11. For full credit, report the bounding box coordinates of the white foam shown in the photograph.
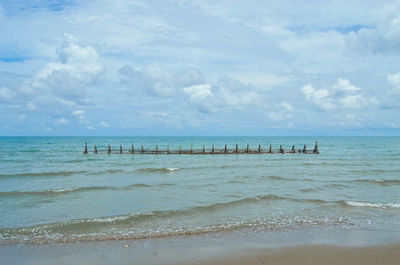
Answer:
[345,201,400,209]
[166,168,179,171]
[52,188,75,193]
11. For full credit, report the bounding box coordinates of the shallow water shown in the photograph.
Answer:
[0,136,399,244]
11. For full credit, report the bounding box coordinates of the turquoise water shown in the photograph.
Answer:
[0,137,399,244]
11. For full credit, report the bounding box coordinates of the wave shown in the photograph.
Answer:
[0,171,87,178]
[343,201,400,209]
[0,183,153,198]
[136,167,180,173]
[267,175,315,182]
[121,183,152,189]
[353,179,400,186]
[0,186,116,197]
[0,167,182,179]
[0,197,352,244]
[299,188,318,193]
[0,217,351,245]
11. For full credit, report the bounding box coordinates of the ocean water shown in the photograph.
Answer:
[0,136,399,244]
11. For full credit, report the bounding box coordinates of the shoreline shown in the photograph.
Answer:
[1,226,400,264]
[187,244,400,265]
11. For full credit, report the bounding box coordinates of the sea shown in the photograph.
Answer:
[0,136,399,245]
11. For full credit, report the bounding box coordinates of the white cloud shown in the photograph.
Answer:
[86,125,95,130]
[72,110,85,120]
[333,78,361,92]
[183,84,212,101]
[301,79,378,110]
[72,110,85,116]
[0,87,13,101]
[183,84,215,113]
[54,118,69,125]
[20,33,103,101]
[1,0,400,134]
[182,75,260,113]
[99,121,109,127]
[267,102,293,121]
[388,72,400,91]
[301,84,335,110]
[232,73,291,88]
[119,65,205,97]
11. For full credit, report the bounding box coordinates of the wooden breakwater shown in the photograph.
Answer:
[83,142,320,155]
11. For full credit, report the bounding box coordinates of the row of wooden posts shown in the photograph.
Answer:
[83,142,320,154]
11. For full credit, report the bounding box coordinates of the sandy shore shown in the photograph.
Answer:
[2,227,400,265]
[188,244,400,265]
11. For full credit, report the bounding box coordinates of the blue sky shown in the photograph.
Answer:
[0,0,399,136]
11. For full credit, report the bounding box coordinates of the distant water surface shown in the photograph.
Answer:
[0,136,399,244]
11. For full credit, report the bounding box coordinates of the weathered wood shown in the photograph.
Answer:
[83,142,88,154]
[313,141,319,154]
[84,142,320,155]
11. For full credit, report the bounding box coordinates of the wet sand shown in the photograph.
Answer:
[2,227,400,265]
[188,244,400,265]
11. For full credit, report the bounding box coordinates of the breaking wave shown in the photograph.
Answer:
[0,194,353,244]
[343,201,400,209]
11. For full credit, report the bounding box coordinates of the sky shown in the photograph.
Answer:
[0,0,399,136]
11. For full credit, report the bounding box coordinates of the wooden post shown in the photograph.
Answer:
[212,144,215,154]
[280,145,285,154]
[225,144,227,154]
[292,144,296,153]
[203,144,205,154]
[258,144,261,153]
[83,142,88,154]
[94,144,98,154]
[156,145,158,153]
[141,144,144,153]
[190,144,193,154]
[179,145,182,154]
[131,144,134,153]
[313,141,319,154]
[303,144,307,153]
[235,144,238,153]
[108,144,111,154]
[120,144,123,154]
[269,144,272,153]
[246,144,249,153]
[167,144,170,154]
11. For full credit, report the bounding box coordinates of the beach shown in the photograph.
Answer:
[0,136,399,264]
[1,227,400,265]
[192,244,400,265]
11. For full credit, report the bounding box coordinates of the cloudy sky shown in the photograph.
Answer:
[0,0,399,136]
